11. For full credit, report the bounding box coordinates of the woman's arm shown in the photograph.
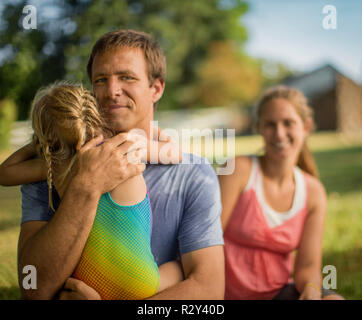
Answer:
[218,156,252,231]
[0,143,47,186]
[294,176,327,300]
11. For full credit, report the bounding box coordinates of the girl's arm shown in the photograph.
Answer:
[110,128,181,206]
[128,126,182,165]
[109,174,147,206]
[147,138,182,165]
[0,143,47,186]
[294,176,327,300]
[148,126,182,164]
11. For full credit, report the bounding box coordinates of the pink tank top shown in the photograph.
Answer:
[224,156,309,300]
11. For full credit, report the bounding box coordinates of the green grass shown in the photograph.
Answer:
[322,191,362,299]
[0,132,361,299]
[315,146,362,195]
[0,186,21,299]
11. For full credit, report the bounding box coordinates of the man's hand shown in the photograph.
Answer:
[18,132,147,300]
[73,132,146,195]
[58,278,101,300]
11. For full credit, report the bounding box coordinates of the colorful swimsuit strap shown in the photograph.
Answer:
[73,192,159,300]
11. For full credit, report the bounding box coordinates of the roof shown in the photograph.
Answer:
[283,64,339,99]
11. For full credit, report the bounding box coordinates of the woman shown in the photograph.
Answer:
[219,86,343,300]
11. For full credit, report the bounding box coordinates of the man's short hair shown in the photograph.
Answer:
[87,29,166,86]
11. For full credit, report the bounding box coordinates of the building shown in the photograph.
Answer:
[283,64,362,133]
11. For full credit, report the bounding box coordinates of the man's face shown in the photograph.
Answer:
[91,47,164,133]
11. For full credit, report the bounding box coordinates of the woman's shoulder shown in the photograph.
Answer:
[235,154,253,167]
[302,171,327,211]
[227,155,255,192]
[302,171,326,195]
[232,155,253,175]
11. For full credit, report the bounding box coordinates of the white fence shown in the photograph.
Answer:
[9,121,33,148]
[9,106,248,148]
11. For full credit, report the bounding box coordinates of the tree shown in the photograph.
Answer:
[64,0,251,110]
[0,0,89,119]
[195,41,262,107]
[259,59,297,88]
[0,0,252,118]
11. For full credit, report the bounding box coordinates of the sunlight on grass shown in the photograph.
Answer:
[323,192,362,252]
[0,186,21,299]
[185,131,362,162]
[0,132,361,299]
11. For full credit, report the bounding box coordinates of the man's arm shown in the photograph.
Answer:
[148,246,225,300]
[18,134,145,299]
[18,181,100,299]
[150,159,225,299]
[150,157,225,299]
[58,154,225,300]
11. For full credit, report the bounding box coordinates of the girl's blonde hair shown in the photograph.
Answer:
[30,81,113,210]
[254,85,319,178]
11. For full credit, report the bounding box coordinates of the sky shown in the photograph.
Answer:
[1,0,361,83]
[242,0,362,83]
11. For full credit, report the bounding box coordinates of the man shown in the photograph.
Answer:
[19,29,224,300]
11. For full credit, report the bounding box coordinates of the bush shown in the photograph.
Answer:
[0,99,17,150]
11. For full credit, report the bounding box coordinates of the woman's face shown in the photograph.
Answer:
[258,98,310,161]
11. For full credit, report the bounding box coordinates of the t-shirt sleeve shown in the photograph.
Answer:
[178,160,224,255]
[21,182,55,224]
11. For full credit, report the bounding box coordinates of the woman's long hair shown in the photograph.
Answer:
[30,81,113,210]
[253,85,319,178]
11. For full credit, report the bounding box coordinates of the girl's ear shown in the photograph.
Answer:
[151,78,165,104]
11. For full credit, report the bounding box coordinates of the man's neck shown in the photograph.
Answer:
[132,118,155,140]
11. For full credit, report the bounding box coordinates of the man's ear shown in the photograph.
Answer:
[151,78,165,104]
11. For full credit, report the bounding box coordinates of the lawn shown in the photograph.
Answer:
[0,132,361,299]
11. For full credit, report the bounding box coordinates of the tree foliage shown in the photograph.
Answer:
[0,0,85,119]
[195,41,262,107]
[0,99,17,149]
[0,0,259,119]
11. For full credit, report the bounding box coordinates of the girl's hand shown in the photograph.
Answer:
[298,283,322,300]
[149,126,182,164]
[127,126,182,164]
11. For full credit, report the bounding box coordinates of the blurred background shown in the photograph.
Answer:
[0,0,361,299]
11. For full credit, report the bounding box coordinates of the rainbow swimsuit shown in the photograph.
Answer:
[73,192,160,300]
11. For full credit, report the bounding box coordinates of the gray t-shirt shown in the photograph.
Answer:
[21,153,224,266]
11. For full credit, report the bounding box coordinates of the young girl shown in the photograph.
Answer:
[0,82,183,300]
[219,86,343,300]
